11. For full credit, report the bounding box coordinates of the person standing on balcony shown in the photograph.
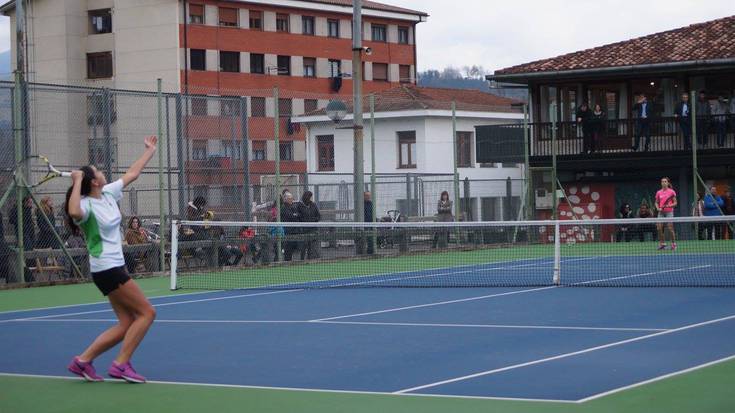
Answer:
[675,93,692,150]
[589,104,605,153]
[576,102,592,154]
[632,94,651,151]
[712,96,728,147]
[696,91,711,147]
[729,93,735,135]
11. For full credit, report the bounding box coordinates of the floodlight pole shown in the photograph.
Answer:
[551,103,558,220]
[352,0,365,224]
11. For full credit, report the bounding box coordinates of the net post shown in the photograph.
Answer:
[553,220,561,285]
[273,86,282,262]
[157,79,167,274]
[170,219,179,290]
[370,94,377,252]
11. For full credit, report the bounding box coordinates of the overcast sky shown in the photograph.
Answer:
[0,1,732,72]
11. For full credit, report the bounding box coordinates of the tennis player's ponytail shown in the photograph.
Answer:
[64,166,96,234]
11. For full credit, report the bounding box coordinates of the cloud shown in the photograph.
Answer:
[391,0,734,72]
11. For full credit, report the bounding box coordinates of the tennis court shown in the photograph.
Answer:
[2,245,734,406]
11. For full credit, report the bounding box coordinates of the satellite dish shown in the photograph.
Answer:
[326,99,348,124]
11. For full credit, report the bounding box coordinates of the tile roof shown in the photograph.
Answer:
[296,0,427,16]
[495,15,735,76]
[304,84,520,116]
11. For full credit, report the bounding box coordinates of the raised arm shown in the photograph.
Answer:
[67,171,85,221]
[122,136,157,188]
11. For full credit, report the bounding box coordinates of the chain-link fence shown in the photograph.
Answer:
[0,80,524,285]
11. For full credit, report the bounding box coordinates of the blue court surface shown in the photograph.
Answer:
[1,255,734,403]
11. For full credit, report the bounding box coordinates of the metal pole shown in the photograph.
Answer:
[156,79,166,272]
[102,88,113,182]
[352,0,365,224]
[241,96,251,220]
[175,94,186,218]
[551,103,558,220]
[452,101,460,223]
[273,87,282,261]
[691,90,698,217]
[165,95,173,221]
[13,71,25,282]
[370,94,377,251]
[523,103,532,220]
[15,0,26,80]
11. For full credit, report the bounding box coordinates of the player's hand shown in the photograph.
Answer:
[71,170,83,182]
[144,135,158,150]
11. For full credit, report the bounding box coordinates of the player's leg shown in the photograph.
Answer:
[656,222,666,249]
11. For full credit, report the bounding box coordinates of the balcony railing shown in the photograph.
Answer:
[527,115,735,157]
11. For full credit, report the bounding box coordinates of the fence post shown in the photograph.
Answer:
[165,94,173,221]
[12,72,25,282]
[452,101,460,223]
[103,87,113,182]
[175,94,187,219]
[405,173,411,218]
[240,96,251,221]
[156,79,167,273]
[273,87,282,262]
[370,94,377,252]
[505,176,512,221]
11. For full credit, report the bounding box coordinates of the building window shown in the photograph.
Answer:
[317,135,334,171]
[251,97,266,117]
[304,99,318,113]
[87,52,113,79]
[372,63,388,82]
[280,141,293,161]
[189,4,204,24]
[398,131,416,169]
[399,65,411,83]
[221,140,241,159]
[192,140,207,160]
[250,53,264,74]
[252,141,266,160]
[89,9,112,34]
[278,98,292,117]
[219,7,238,27]
[220,51,240,72]
[371,24,386,42]
[221,98,241,117]
[328,59,341,78]
[191,97,208,116]
[222,186,242,205]
[190,49,206,71]
[302,16,315,35]
[456,132,473,168]
[328,19,340,37]
[398,26,409,44]
[303,57,316,78]
[249,11,262,30]
[276,14,289,32]
[277,55,290,76]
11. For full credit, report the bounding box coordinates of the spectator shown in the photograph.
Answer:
[36,196,58,249]
[62,224,88,279]
[124,216,150,274]
[692,192,706,240]
[696,91,711,147]
[363,191,374,255]
[674,93,692,150]
[0,211,12,283]
[212,224,243,267]
[576,102,592,154]
[635,203,656,242]
[239,226,261,265]
[280,191,301,261]
[616,203,634,242]
[9,195,36,282]
[723,188,734,240]
[712,96,728,147]
[588,104,605,154]
[298,191,321,260]
[702,186,724,240]
[433,191,453,248]
[631,94,651,151]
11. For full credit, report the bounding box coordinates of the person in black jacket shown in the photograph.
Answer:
[631,94,651,151]
[696,91,711,146]
[576,102,592,154]
[298,191,321,260]
[280,191,301,261]
[588,104,606,154]
[363,191,374,255]
[674,93,692,150]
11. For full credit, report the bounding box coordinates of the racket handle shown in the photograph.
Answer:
[60,172,72,177]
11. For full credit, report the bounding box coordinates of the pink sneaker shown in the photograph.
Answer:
[108,361,146,383]
[657,244,667,250]
[671,243,677,251]
[68,356,104,382]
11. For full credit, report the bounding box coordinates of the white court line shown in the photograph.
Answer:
[9,318,667,332]
[577,354,735,403]
[573,265,711,286]
[2,289,302,323]
[0,372,577,404]
[394,313,735,394]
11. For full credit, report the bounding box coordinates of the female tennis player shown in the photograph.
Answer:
[66,135,158,383]
[655,176,678,251]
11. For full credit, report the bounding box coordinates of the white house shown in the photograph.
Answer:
[292,85,526,221]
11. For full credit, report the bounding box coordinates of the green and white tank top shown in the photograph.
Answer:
[75,179,125,273]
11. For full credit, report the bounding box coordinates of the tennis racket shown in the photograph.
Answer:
[14,155,72,188]
[656,193,676,212]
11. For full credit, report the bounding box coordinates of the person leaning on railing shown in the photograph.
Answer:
[696,91,711,147]
[712,96,728,148]
[674,93,692,150]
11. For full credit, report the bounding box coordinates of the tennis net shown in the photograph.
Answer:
[170,216,735,290]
